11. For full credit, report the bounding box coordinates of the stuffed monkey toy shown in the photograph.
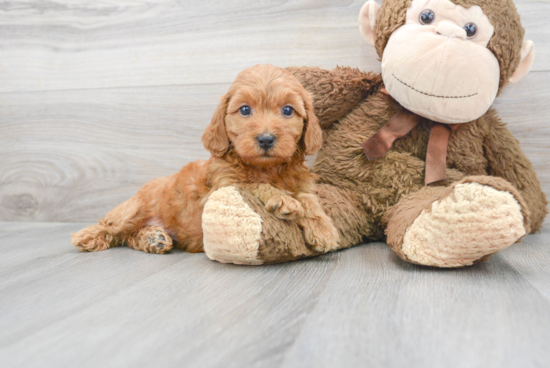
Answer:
[202,0,548,267]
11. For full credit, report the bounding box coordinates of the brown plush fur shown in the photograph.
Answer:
[224,63,547,266]
[374,0,525,93]
[71,64,338,254]
[309,69,546,229]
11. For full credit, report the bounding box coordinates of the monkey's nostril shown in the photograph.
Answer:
[256,134,276,150]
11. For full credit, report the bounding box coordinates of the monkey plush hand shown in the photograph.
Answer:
[201,0,547,268]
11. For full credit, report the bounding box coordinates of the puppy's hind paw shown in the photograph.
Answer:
[265,195,304,221]
[129,226,173,254]
[71,225,112,252]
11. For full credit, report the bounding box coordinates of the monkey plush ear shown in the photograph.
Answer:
[202,95,230,157]
[509,40,535,84]
[359,1,381,47]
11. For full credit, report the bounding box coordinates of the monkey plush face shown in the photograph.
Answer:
[359,0,535,124]
[382,0,499,123]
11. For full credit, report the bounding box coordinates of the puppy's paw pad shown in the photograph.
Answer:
[142,228,173,254]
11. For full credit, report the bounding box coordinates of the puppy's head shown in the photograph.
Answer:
[202,64,322,167]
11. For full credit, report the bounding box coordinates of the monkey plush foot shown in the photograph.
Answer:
[202,186,317,265]
[386,176,530,268]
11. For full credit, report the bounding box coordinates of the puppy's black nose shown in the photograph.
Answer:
[256,133,276,150]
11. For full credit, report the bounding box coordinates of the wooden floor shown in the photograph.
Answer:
[0,222,549,368]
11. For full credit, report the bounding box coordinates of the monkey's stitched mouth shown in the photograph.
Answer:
[393,74,478,99]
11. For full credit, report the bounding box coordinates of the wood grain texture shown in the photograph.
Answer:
[0,222,549,368]
[0,0,546,93]
[0,0,382,92]
[0,84,222,221]
[0,0,548,225]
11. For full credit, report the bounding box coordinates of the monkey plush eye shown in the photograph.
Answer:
[419,9,435,25]
[282,106,294,117]
[464,23,477,38]
[239,105,251,116]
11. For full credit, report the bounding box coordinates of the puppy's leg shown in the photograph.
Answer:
[296,192,340,253]
[71,223,115,252]
[126,226,173,254]
[243,183,304,220]
[71,194,147,252]
[242,184,339,252]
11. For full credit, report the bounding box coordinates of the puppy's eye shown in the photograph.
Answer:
[239,105,251,117]
[419,9,435,25]
[464,23,477,38]
[282,106,294,117]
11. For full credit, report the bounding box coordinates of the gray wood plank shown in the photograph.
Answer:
[0,0,380,92]
[280,239,550,368]
[0,223,192,350]
[0,0,546,93]
[493,70,550,226]
[0,222,80,271]
[0,84,221,221]
[500,230,550,302]
[1,223,549,368]
[0,223,339,368]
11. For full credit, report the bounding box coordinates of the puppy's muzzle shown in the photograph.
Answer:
[256,133,276,151]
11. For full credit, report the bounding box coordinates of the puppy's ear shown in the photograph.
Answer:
[202,95,230,157]
[302,92,323,156]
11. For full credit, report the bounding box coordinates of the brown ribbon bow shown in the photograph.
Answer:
[362,108,462,185]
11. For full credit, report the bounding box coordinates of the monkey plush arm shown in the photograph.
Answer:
[482,109,548,232]
[286,66,383,129]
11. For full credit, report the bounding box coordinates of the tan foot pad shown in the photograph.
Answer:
[202,186,264,265]
[403,182,526,268]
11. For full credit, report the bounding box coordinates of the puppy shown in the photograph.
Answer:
[71,64,339,255]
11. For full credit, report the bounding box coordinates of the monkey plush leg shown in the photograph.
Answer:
[126,226,173,254]
[384,176,531,268]
[202,184,370,265]
[202,186,308,265]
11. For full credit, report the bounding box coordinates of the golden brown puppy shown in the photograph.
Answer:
[71,64,339,255]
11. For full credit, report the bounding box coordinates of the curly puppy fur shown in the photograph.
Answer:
[72,64,339,254]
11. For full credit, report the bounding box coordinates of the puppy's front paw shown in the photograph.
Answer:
[302,216,340,253]
[265,195,304,220]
